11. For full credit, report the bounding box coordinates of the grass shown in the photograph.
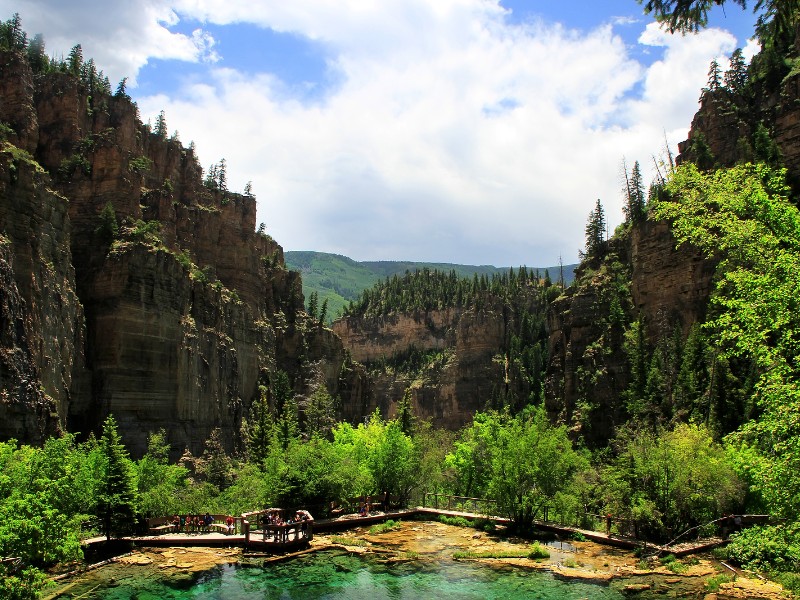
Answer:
[452,542,550,561]
[563,558,580,568]
[658,553,689,573]
[438,515,496,533]
[705,574,733,592]
[369,519,402,535]
[330,535,367,547]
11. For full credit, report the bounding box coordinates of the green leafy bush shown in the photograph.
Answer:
[128,156,152,174]
[720,524,800,571]
[705,574,733,592]
[527,542,550,559]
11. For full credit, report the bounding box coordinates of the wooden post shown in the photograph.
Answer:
[243,519,250,546]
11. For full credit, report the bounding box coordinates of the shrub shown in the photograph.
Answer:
[774,571,800,595]
[128,156,152,174]
[175,251,192,271]
[721,525,800,571]
[527,542,550,560]
[705,574,733,592]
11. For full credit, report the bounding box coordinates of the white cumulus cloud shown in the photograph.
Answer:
[4,1,742,265]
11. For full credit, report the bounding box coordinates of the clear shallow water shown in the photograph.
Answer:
[55,550,635,600]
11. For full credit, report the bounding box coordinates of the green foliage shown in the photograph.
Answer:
[97,415,137,539]
[0,566,50,600]
[602,423,743,541]
[447,408,584,532]
[175,250,192,271]
[488,407,586,532]
[0,122,14,141]
[705,573,733,592]
[527,542,551,559]
[285,251,576,323]
[95,202,119,247]
[128,156,153,174]
[135,430,189,517]
[369,519,401,534]
[57,153,91,180]
[720,524,800,571]
[584,199,607,258]
[655,163,800,527]
[438,515,472,528]
[330,535,367,546]
[127,219,162,246]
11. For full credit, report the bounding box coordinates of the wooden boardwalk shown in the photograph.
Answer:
[83,507,731,557]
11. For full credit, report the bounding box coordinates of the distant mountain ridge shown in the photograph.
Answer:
[285,250,577,321]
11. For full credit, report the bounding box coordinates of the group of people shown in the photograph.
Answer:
[259,510,311,543]
[170,513,236,534]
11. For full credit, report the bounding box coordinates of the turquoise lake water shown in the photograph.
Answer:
[55,550,653,599]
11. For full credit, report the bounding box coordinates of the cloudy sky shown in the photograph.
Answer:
[8,1,759,266]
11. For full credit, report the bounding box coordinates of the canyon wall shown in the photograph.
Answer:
[0,47,354,457]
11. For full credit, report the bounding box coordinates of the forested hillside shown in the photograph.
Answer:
[285,250,575,322]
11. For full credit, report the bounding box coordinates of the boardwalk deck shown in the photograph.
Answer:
[81,507,732,557]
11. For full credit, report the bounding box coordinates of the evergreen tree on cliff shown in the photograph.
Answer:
[584,199,607,258]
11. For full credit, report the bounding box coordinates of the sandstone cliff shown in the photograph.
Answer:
[0,47,353,457]
[333,282,550,429]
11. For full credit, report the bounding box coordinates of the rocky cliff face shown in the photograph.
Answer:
[677,34,800,189]
[333,290,546,429]
[543,219,718,445]
[0,48,354,457]
[0,145,81,441]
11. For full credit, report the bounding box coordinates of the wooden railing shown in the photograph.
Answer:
[422,493,497,515]
[241,509,314,545]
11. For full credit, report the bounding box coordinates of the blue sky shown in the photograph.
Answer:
[7,1,760,266]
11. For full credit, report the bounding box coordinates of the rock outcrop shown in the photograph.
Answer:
[333,288,547,430]
[0,47,354,457]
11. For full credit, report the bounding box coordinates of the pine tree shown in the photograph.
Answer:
[97,415,137,540]
[272,371,298,450]
[706,58,722,92]
[67,43,83,75]
[117,77,130,99]
[724,48,748,93]
[319,298,329,326]
[396,388,416,436]
[307,291,319,320]
[628,161,646,222]
[200,428,233,489]
[304,384,335,437]
[154,110,168,139]
[0,13,26,51]
[26,33,47,73]
[584,198,606,257]
[217,158,227,192]
[244,385,273,464]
